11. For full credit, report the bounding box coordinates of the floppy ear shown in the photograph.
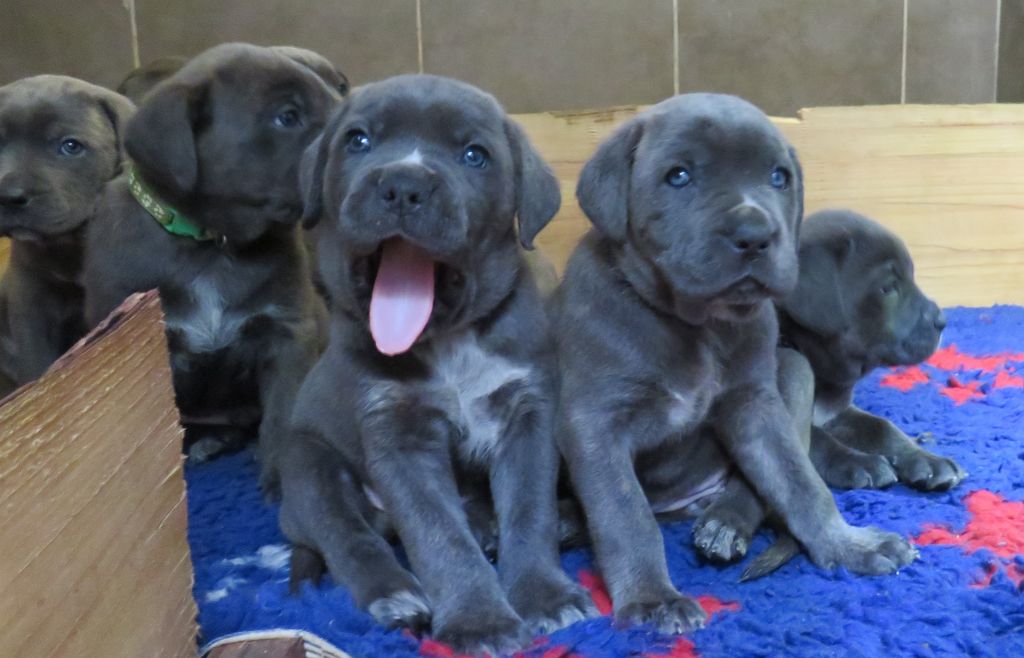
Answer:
[125,81,205,197]
[92,89,136,173]
[299,105,348,229]
[779,231,853,336]
[504,119,560,250]
[576,118,644,241]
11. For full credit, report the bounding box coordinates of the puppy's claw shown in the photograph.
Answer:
[692,516,751,563]
[811,525,917,576]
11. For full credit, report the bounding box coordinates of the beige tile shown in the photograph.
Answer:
[998,0,1024,101]
[677,0,904,116]
[135,0,419,87]
[906,0,998,103]
[0,0,134,89]
[420,0,675,113]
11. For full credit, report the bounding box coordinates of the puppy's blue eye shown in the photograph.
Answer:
[665,167,691,188]
[346,130,372,153]
[59,138,84,156]
[770,167,791,189]
[272,108,301,129]
[461,144,489,168]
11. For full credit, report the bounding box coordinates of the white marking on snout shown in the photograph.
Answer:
[398,148,424,165]
[164,275,280,353]
[729,194,769,216]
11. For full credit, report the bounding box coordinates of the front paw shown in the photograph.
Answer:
[433,605,529,656]
[616,594,707,634]
[809,524,918,575]
[821,450,897,490]
[894,449,966,491]
[692,513,752,563]
[368,589,432,632]
[508,570,596,635]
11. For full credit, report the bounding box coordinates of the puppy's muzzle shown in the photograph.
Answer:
[717,204,779,260]
[0,173,33,211]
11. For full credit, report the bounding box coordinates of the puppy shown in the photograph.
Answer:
[83,43,336,480]
[0,76,134,398]
[278,74,593,655]
[779,209,966,490]
[116,47,348,104]
[554,94,917,633]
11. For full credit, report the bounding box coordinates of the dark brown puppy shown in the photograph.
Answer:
[83,43,335,482]
[0,76,134,397]
[554,94,917,634]
[780,209,966,490]
[116,47,348,103]
[279,74,593,655]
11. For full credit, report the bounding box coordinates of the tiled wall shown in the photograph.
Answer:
[2,0,1021,114]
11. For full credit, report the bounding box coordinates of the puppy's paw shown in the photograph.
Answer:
[692,514,751,563]
[616,594,707,634]
[822,451,897,490]
[509,570,596,635]
[433,607,528,657]
[369,589,432,632]
[810,524,918,575]
[895,450,966,491]
[187,436,230,464]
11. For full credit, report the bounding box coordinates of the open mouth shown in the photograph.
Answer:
[355,237,463,356]
[717,278,770,305]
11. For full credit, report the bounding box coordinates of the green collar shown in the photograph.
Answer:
[127,163,219,243]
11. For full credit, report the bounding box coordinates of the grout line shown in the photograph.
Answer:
[416,0,424,74]
[900,0,908,103]
[123,0,140,68]
[672,0,680,95]
[993,0,1002,102]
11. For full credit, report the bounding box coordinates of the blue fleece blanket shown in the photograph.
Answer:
[186,306,1024,658]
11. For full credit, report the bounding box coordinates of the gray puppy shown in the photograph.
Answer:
[278,75,593,655]
[0,76,134,398]
[779,209,966,490]
[554,94,917,634]
[83,43,335,482]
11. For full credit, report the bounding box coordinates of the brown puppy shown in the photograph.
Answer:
[83,43,336,482]
[0,76,134,397]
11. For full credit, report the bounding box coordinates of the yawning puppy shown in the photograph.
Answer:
[0,76,134,398]
[278,74,593,654]
[83,43,336,481]
[779,209,966,490]
[554,94,917,634]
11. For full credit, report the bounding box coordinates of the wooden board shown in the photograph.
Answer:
[0,291,196,658]
[519,103,1024,307]
[0,238,8,276]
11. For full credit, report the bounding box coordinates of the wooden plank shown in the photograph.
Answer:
[518,103,1024,307]
[208,638,306,658]
[0,238,8,276]
[0,291,197,658]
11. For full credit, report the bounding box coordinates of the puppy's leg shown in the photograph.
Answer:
[362,408,528,656]
[826,407,966,491]
[809,426,898,489]
[715,384,917,576]
[560,412,707,634]
[256,325,319,495]
[490,392,595,634]
[278,432,430,631]
[693,347,812,562]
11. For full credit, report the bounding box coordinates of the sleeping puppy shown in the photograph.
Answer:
[0,76,134,398]
[278,74,593,654]
[83,43,335,481]
[554,94,917,633]
[779,209,966,490]
[116,46,348,104]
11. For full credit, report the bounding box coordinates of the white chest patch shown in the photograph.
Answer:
[166,277,261,353]
[427,332,533,463]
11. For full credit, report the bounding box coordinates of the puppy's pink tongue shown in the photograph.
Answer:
[369,239,435,355]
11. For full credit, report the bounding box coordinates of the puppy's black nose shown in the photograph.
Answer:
[724,221,776,258]
[378,167,435,215]
[0,184,30,210]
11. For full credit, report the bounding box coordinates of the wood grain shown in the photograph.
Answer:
[0,291,196,658]
[0,238,8,276]
[519,103,1024,307]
